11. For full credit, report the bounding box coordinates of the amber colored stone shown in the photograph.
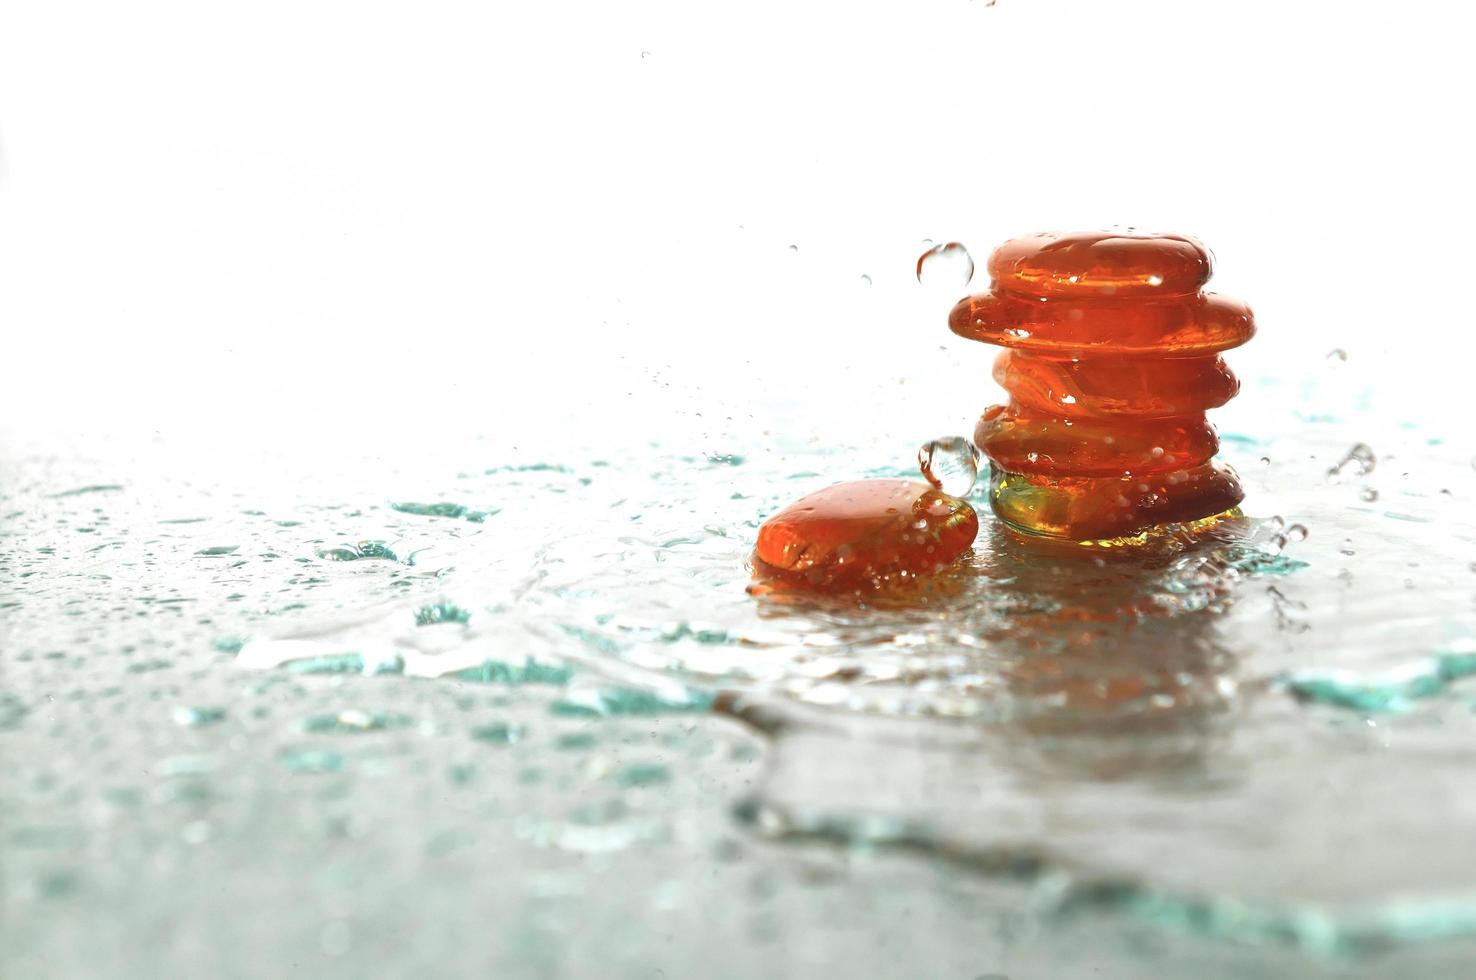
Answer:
[988,463,1244,542]
[949,290,1254,356]
[752,479,979,590]
[952,230,1254,543]
[988,231,1212,299]
[991,352,1239,419]
[976,408,1219,477]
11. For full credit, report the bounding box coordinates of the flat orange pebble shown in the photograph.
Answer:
[952,230,1255,543]
[752,479,978,591]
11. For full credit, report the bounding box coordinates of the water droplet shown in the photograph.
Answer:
[1285,524,1309,543]
[639,50,652,59]
[1360,487,1379,502]
[915,242,974,290]
[1258,456,1271,466]
[787,244,799,253]
[1326,443,1376,484]
[860,274,872,286]
[471,722,527,744]
[1326,348,1348,366]
[615,762,672,787]
[917,437,980,497]
[171,706,226,727]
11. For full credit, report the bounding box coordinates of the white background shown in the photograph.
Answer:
[3,0,1473,457]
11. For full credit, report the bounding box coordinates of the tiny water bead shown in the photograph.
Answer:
[1326,443,1376,484]
[917,437,980,497]
[950,230,1254,544]
[752,479,978,592]
[915,242,974,290]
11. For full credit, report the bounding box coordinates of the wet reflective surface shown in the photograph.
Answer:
[6,364,1476,978]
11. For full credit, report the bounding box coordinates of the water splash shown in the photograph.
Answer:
[1281,643,1476,713]
[916,242,974,290]
[917,436,980,497]
[1326,443,1376,484]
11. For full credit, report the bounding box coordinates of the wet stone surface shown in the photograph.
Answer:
[5,391,1476,979]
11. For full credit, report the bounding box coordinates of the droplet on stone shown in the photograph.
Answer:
[916,242,974,290]
[752,479,978,592]
[917,436,980,497]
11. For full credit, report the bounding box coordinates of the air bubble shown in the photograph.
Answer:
[917,437,980,497]
[916,242,974,290]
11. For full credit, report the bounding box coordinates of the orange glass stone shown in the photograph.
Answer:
[752,479,979,590]
[951,230,1255,544]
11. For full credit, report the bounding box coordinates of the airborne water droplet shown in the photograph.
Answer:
[917,436,980,497]
[1326,348,1348,366]
[1326,443,1376,484]
[916,242,974,290]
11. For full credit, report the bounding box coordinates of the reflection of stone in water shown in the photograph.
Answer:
[974,521,1239,772]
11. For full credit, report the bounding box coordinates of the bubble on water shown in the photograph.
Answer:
[916,242,974,290]
[917,437,980,497]
[1326,348,1348,366]
[1326,443,1376,484]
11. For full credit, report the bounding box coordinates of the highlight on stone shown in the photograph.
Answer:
[951,230,1255,545]
[751,479,978,592]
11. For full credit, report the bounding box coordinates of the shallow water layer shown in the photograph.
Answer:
[6,380,1476,978]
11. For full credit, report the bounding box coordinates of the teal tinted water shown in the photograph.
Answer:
[6,376,1476,979]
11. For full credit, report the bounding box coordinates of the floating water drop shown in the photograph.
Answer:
[1326,348,1348,366]
[787,244,799,253]
[860,274,872,286]
[916,242,974,290]
[917,437,980,497]
[1326,443,1376,484]
[1359,487,1379,502]
[1285,524,1309,543]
